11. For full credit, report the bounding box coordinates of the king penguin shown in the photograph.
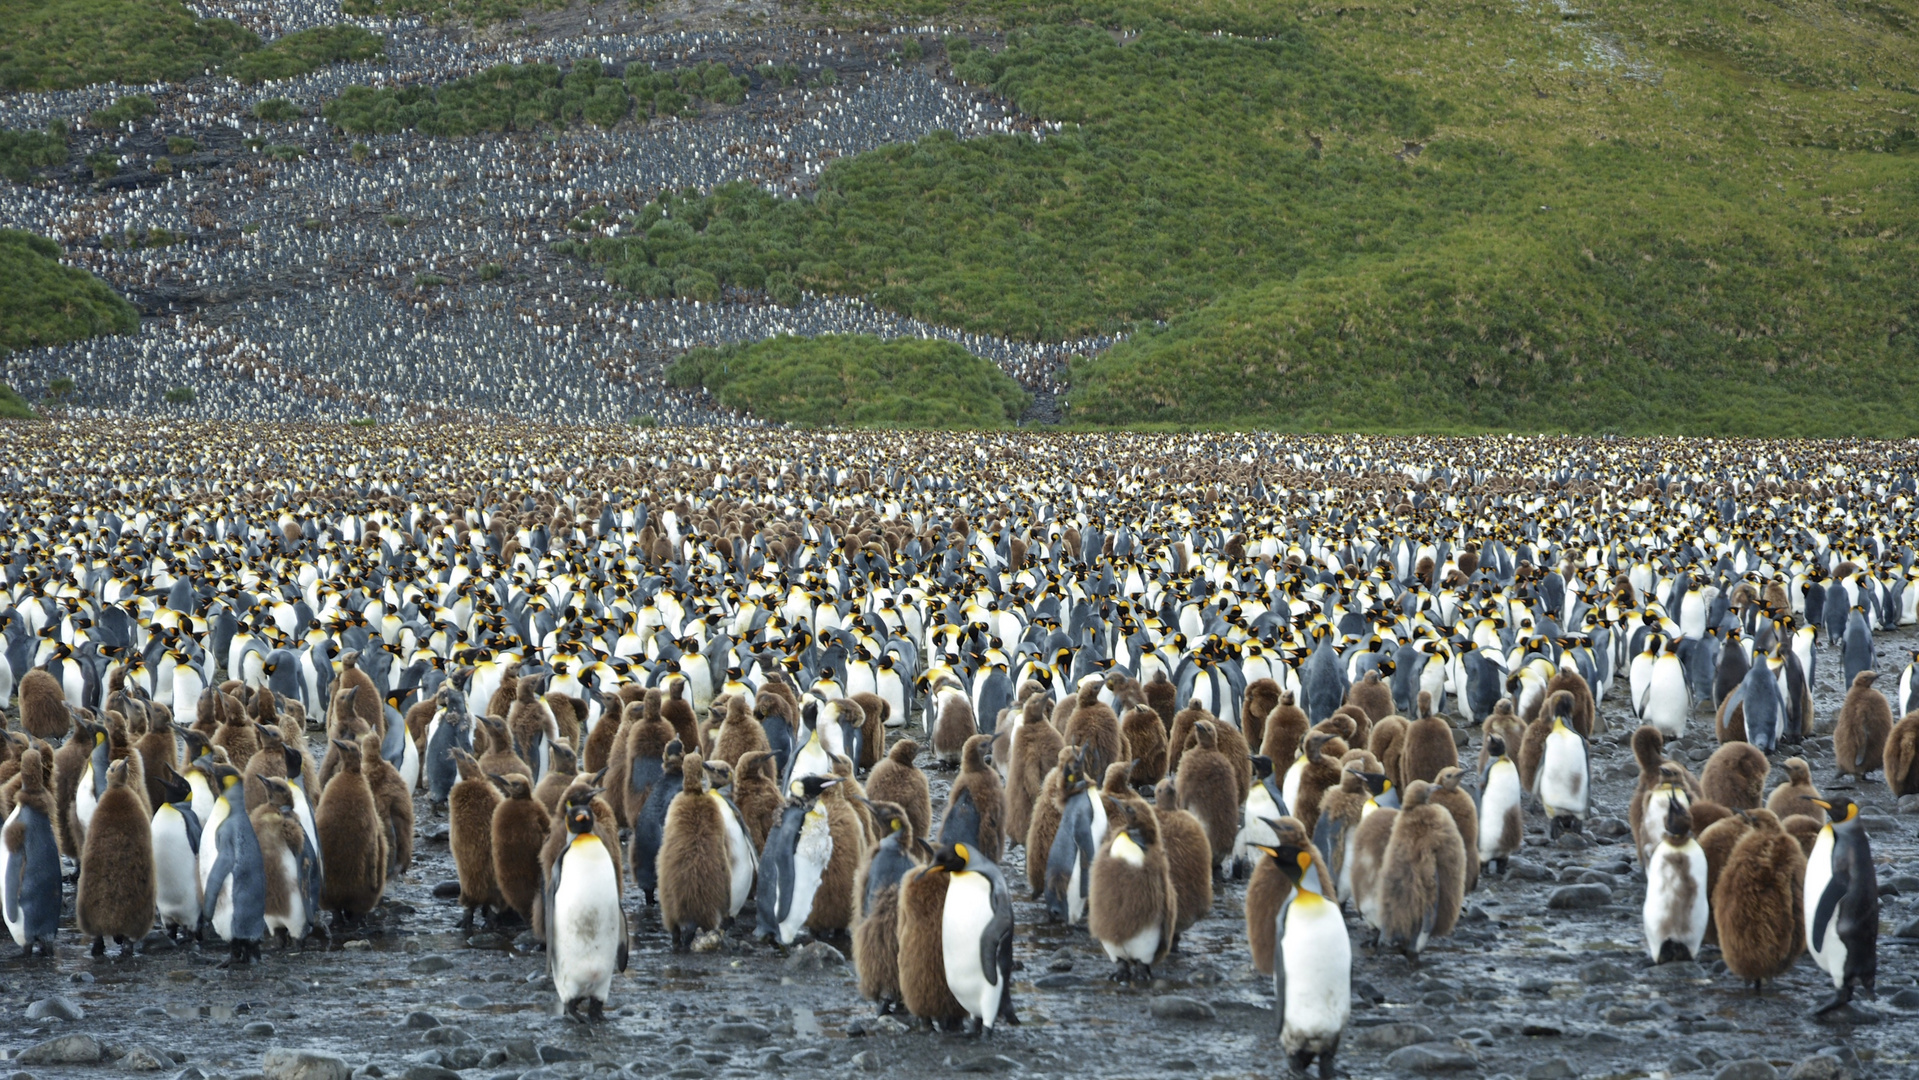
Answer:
[545,788,630,1022]
[756,774,841,947]
[1642,795,1708,963]
[1803,796,1878,1014]
[1476,735,1523,875]
[1257,840,1350,1080]
[150,763,203,941]
[936,841,1018,1036]
[198,763,267,964]
[1536,710,1591,840]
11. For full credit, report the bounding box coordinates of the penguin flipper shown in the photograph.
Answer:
[201,848,233,924]
[4,837,23,924]
[179,807,203,856]
[543,846,564,975]
[979,878,1013,988]
[1272,892,1295,1033]
[1811,862,1847,955]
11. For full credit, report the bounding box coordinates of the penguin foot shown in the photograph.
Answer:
[1317,1048,1340,1080]
[91,936,106,957]
[1812,989,1854,1015]
[563,997,590,1024]
[1288,1049,1315,1075]
[1108,960,1132,983]
[586,998,607,1023]
[117,936,136,960]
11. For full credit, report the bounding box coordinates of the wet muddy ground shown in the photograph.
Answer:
[5,633,1917,1080]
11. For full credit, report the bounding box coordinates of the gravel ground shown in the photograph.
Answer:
[3,628,1914,1080]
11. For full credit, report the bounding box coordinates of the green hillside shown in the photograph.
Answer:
[570,0,1919,434]
[0,229,139,363]
[669,335,1030,427]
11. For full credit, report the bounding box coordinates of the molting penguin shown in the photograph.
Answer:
[936,841,1018,1036]
[1885,709,1919,797]
[1803,796,1878,1014]
[1256,839,1350,1080]
[1833,671,1891,783]
[2,749,62,955]
[198,764,267,964]
[1714,809,1806,991]
[254,777,321,948]
[1041,748,1106,925]
[1233,754,1286,875]
[895,844,966,1028]
[1428,767,1479,894]
[1642,795,1707,963]
[1088,793,1175,985]
[77,757,154,957]
[544,788,629,1022]
[941,734,1005,861]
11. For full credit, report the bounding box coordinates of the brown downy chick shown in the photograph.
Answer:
[489,772,549,928]
[618,695,676,829]
[1152,778,1213,949]
[534,739,580,813]
[1291,731,1347,840]
[448,747,504,930]
[865,738,932,842]
[1887,711,1919,797]
[1833,671,1891,782]
[1375,779,1466,963]
[1347,670,1394,724]
[360,731,414,877]
[657,751,731,950]
[1120,705,1168,789]
[1260,691,1309,766]
[732,749,785,852]
[1006,698,1065,848]
[19,669,71,740]
[854,799,925,1017]
[76,758,155,957]
[660,677,700,756]
[712,693,769,769]
[1175,720,1239,877]
[1241,678,1282,756]
[1400,704,1458,787]
[1428,766,1480,894]
[1367,715,1409,795]
[1024,746,1080,897]
[942,734,1006,861]
[1696,811,1752,946]
[1713,809,1806,989]
[1700,742,1769,810]
[895,858,966,1027]
[1065,681,1123,780]
[1088,792,1176,985]
[1766,758,1823,823]
[316,737,388,923]
[1478,700,1525,775]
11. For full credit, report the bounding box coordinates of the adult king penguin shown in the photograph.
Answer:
[1804,796,1878,1014]
[198,764,267,965]
[545,787,630,1022]
[935,841,1018,1036]
[1257,840,1350,1080]
[1642,795,1708,963]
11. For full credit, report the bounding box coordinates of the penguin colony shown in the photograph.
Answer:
[0,425,1916,1069]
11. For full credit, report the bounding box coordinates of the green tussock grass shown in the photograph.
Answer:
[563,0,1919,435]
[227,25,383,84]
[1,123,67,182]
[0,230,139,363]
[340,0,563,27]
[324,58,749,136]
[0,382,37,419]
[0,0,257,91]
[668,335,1030,428]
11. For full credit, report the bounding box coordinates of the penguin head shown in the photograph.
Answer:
[565,800,596,836]
[157,763,192,805]
[933,842,974,874]
[1808,796,1859,825]
[790,774,840,803]
[1258,841,1316,890]
[1360,771,1392,799]
[1661,793,1692,839]
[212,764,245,797]
[1250,754,1274,781]
[1485,735,1508,760]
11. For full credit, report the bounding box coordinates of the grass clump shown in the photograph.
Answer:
[668,334,1029,428]
[324,59,751,135]
[254,97,301,122]
[163,384,194,403]
[89,94,156,129]
[1,124,67,182]
[0,383,37,418]
[340,0,562,27]
[560,0,1919,434]
[0,0,257,91]
[226,25,383,84]
[0,230,139,358]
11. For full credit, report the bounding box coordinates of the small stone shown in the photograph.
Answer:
[1896,794,1919,814]
[947,1054,1022,1073]
[26,997,85,1021]
[1548,884,1611,909]
[242,1023,276,1038]
[851,1050,881,1072]
[1526,1060,1578,1080]
[1555,831,1590,850]
[1590,817,1630,838]
[1506,857,1554,881]
[261,1050,352,1080]
[782,941,845,972]
[1033,973,1078,989]
[431,880,461,899]
[341,939,372,951]
[1148,996,1215,1021]
[405,1012,441,1029]
[1811,1003,1880,1025]
[1420,991,1457,1006]
[781,1049,827,1066]
[705,1022,771,1045]
[1351,1023,1437,1050]
[866,1016,909,1037]
[174,1069,207,1080]
[1669,1054,1705,1074]
[1888,987,1919,1008]
[1894,916,1919,939]
[1787,1057,1849,1080]
[1578,961,1631,985]
[400,1068,460,1080]
[537,1046,587,1063]
[1519,1021,1563,1037]
[120,1047,172,1071]
[408,955,454,974]
[421,1026,469,1045]
[1383,1043,1478,1072]
[1697,1048,1725,1065]
[1712,1063,1779,1080]
[1603,1006,1652,1023]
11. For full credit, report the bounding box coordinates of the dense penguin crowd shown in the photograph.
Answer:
[2,14,1085,422]
[1,425,1915,1075]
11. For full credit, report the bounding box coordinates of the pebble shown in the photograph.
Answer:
[1896,794,1919,814]
[1147,996,1215,1021]
[1786,1058,1849,1080]
[431,880,461,898]
[1506,857,1555,881]
[25,997,85,1021]
[850,1050,881,1072]
[1578,961,1631,985]
[705,1022,771,1045]
[1811,1003,1880,1025]
[1548,884,1612,909]
[1555,831,1590,850]
[1894,916,1919,939]
[781,941,845,972]
[399,1067,461,1080]
[421,1026,470,1044]
[1351,1023,1436,1050]
[1670,1053,1705,1074]
[119,1046,173,1072]
[409,955,455,974]
[1383,1043,1478,1072]
[1590,817,1631,838]
[261,1050,351,1080]
[405,1011,441,1029]
[455,994,490,1009]
[946,1054,1022,1073]
[1710,1062,1779,1080]
[1525,1060,1578,1080]
[781,1049,827,1066]
[242,1022,277,1038]
[537,1046,588,1063]
[1033,973,1079,989]
[1887,987,1919,1008]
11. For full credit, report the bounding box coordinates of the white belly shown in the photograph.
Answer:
[1281,758,1306,817]
[1645,668,1688,736]
[75,763,100,836]
[152,807,202,927]
[1642,839,1708,961]
[1100,921,1161,965]
[718,798,756,917]
[1235,786,1281,863]
[1538,736,1589,817]
[1,805,22,944]
[266,848,306,936]
[1280,896,1352,1053]
[551,839,624,1004]
[1479,767,1522,863]
[779,816,832,944]
[1804,829,1845,984]
[400,737,421,794]
[1066,796,1109,925]
[942,871,1004,1028]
